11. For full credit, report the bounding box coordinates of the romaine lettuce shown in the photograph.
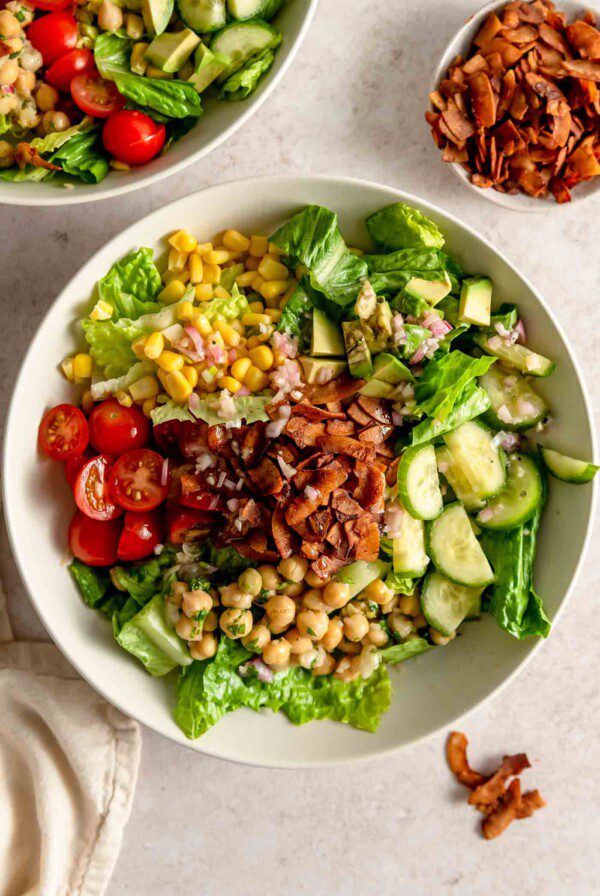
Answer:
[199,282,248,322]
[365,248,458,296]
[97,247,162,320]
[380,637,432,663]
[414,351,495,422]
[90,360,155,400]
[69,560,111,608]
[191,394,271,426]
[410,382,490,445]
[83,319,145,379]
[150,401,195,426]
[366,203,445,252]
[116,593,192,676]
[277,280,313,347]
[218,48,276,100]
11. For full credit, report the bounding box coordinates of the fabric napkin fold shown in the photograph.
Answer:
[0,578,141,896]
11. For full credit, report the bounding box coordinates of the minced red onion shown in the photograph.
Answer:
[266,416,287,438]
[216,471,226,489]
[160,458,169,486]
[189,392,200,413]
[392,411,403,426]
[277,455,297,478]
[478,508,494,522]
[514,319,526,344]
[487,335,503,351]
[239,657,274,683]
[227,498,240,512]
[304,485,319,502]
[162,323,185,343]
[196,453,214,472]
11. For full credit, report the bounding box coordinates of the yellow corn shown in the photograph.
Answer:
[157,369,169,390]
[245,366,270,392]
[203,249,230,265]
[273,349,286,367]
[231,357,252,382]
[181,365,198,387]
[142,397,157,417]
[251,274,265,292]
[249,235,268,257]
[165,370,193,403]
[246,329,273,347]
[169,230,197,254]
[246,300,263,313]
[213,285,230,300]
[213,320,240,347]
[159,280,187,305]
[61,357,74,381]
[265,308,282,322]
[116,390,133,407]
[90,299,113,321]
[281,283,297,304]
[230,319,245,336]
[192,312,212,336]
[73,353,92,379]
[157,350,185,373]
[217,375,242,393]
[131,336,148,359]
[129,375,159,402]
[248,345,273,371]
[144,331,165,360]
[245,255,260,271]
[235,270,256,288]
[168,247,188,272]
[242,312,271,327]
[206,331,225,350]
[223,229,250,253]
[126,12,144,39]
[188,253,203,284]
[177,301,195,322]
[196,241,212,255]
[260,279,288,301]
[194,283,213,302]
[258,255,289,281]
[130,42,148,75]
[81,390,94,415]
[202,263,221,285]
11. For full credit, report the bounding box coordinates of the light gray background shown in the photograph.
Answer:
[1,1,599,893]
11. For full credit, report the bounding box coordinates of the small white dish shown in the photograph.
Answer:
[3,175,597,766]
[431,0,600,212]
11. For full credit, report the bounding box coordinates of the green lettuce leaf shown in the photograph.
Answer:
[270,205,368,306]
[218,48,276,100]
[90,360,155,400]
[69,560,111,608]
[414,351,495,422]
[97,247,162,320]
[116,593,192,676]
[366,203,445,252]
[150,401,195,426]
[384,572,417,593]
[410,382,490,445]
[380,637,432,663]
[83,319,144,379]
[191,394,271,425]
[0,114,10,135]
[94,31,131,76]
[50,126,108,184]
[199,541,254,577]
[199,282,248,322]
[365,248,458,296]
[110,553,172,605]
[219,264,245,292]
[396,324,432,361]
[277,281,313,348]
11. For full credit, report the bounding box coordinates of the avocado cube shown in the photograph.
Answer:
[372,352,415,384]
[403,272,452,306]
[145,28,200,73]
[342,320,373,379]
[299,357,347,384]
[311,308,345,357]
[459,277,492,327]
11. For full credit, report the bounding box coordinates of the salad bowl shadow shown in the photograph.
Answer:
[4,174,596,767]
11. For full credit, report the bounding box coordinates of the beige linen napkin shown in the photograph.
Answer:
[0,580,141,896]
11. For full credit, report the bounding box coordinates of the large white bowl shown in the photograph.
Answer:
[4,175,597,766]
[0,0,318,207]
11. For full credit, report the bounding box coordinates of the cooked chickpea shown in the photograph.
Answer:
[262,638,291,668]
[0,93,17,115]
[337,638,361,655]
[365,622,389,647]
[14,69,35,93]
[399,593,421,616]
[357,645,381,679]
[238,567,263,596]
[282,581,303,597]
[296,609,328,641]
[298,645,326,671]
[257,564,281,593]
[413,613,427,629]
[175,615,204,642]
[265,594,295,628]
[42,110,69,133]
[220,608,253,639]
[168,581,187,608]
[323,581,351,609]
[35,82,59,112]
[302,589,329,612]
[381,595,399,615]
[203,610,218,632]
[0,139,14,168]
[304,569,328,588]
[277,555,308,584]
[312,653,336,676]
[362,577,393,606]
[268,619,292,635]
[0,58,19,86]
[388,612,413,640]
[334,656,359,682]
[242,623,271,652]
[220,583,252,609]
[0,10,21,37]
[190,632,218,660]
[430,627,456,646]
[283,628,312,655]
[343,612,369,643]
[98,0,123,31]
[182,589,212,619]
[319,616,344,652]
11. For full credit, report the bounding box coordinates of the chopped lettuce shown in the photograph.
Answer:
[218,47,276,100]
[150,401,195,426]
[199,541,254,577]
[380,637,432,663]
[97,248,162,320]
[366,203,445,252]
[116,593,192,677]
[83,320,145,380]
[277,280,313,348]
[396,324,432,361]
[90,360,154,401]
[219,264,245,292]
[365,248,459,296]
[94,31,131,76]
[0,120,108,184]
[110,554,171,604]
[191,394,271,426]
[199,282,248,322]
[69,560,111,609]
[410,382,490,445]
[414,351,495,422]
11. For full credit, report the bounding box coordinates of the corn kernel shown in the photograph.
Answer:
[231,357,252,382]
[213,285,230,300]
[196,241,212,255]
[181,365,198,388]
[157,350,185,373]
[282,283,297,304]
[217,375,242,393]
[249,235,268,257]
[61,357,74,381]
[73,353,92,379]
[144,331,165,360]
[265,308,282,322]
[268,242,285,256]
[194,283,213,302]
[258,255,289,282]
[246,329,273,347]
[273,349,286,367]
[213,320,240,347]
[263,293,280,309]
[126,12,144,39]
[251,274,265,292]
[248,345,274,371]
[159,280,187,304]
[247,300,264,313]
[245,366,270,392]
[130,41,148,75]
[192,312,212,336]
[235,270,255,288]
[168,247,188,272]
[245,256,260,271]
[203,249,230,265]
[146,65,172,79]
[188,253,203,284]
[165,370,193,403]
[221,229,250,253]
[131,336,148,359]
[90,299,113,321]
[230,319,245,336]
[260,279,288,301]
[157,369,169,390]
[116,390,133,407]
[129,375,159,402]
[176,301,195,322]
[169,230,197,254]
[242,312,271,327]
[206,331,225,350]
[202,263,221,285]
[82,390,94,414]
[142,397,157,417]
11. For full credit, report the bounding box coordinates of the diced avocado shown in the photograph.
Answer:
[190,42,231,93]
[459,276,492,326]
[342,320,373,379]
[370,297,393,337]
[334,560,391,599]
[116,594,192,677]
[299,356,347,384]
[145,28,200,73]
[373,352,415,384]
[403,272,452,306]
[142,0,174,37]
[311,308,345,357]
[355,281,378,320]
[359,379,394,399]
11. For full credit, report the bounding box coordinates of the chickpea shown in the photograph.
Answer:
[98,0,123,31]
[388,612,413,640]
[337,638,361,655]
[399,593,421,617]
[0,139,15,168]
[7,2,34,26]
[14,69,35,93]
[220,583,252,609]
[169,580,187,608]
[182,589,212,619]
[296,610,328,641]
[175,615,204,642]
[0,58,19,86]
[17,101,38,129]
[242,623,271,652]
[0,10,21,37]
[282,581,303,597]
[413,613,428,629]
[298,646,325,671]
[190,632,218,660]
[265,594,295,628]
[277,555,308,584]
[220,608,253,640]
[268,619,292,635]
[312,653,336,677]
[323,581,351,609]
[362,577,393,606]
[319,617,343,652]
[2,36,21,53]
[262,637,291,669]
[343,612,369,643]
[35,83,59,112]
[365,622,389,648]
[257,564,281,593]
[381,595,399,615]
[302,589,329,613]
[209,587,220,607]
[283,627,312,655]
[430,627,456,646]
[0,93,17,115]
[238,567,263,597]
[334,656,359,682]
[203,610,218,632]
[346,598,379,620]
[41,109,69,133]
[304,569,328,588]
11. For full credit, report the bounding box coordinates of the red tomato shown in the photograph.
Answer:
[110,449,169,511]
[178,421,209,461]
[65,450,93,489]
[27,12,77,66]
[46,47,95,92]
[29,0,73,9]
[75,454,123,520]
[68,510,121,566]
[152,420,183,457]
[166,506,218,544]
[102,110,166,166]
[88,399,150,456]
[178,490,222,512]
[39,403,89,461]
[71,73,124,119]
[117,510,163,561]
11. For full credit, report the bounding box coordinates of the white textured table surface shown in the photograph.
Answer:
[1,1,600,893]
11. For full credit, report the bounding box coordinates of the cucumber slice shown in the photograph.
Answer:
[142,0,174,37]
[397,445,443,520]
[479,365,549,432]
[227,0,282,20]
[476,453,542,530]
[474,334,555,378]
[421,570,483,637]
[443,420,506,501]
[541,448,599,484]
[427,503,494,587]
[392,510,429,577]
[334,560,391,599]
[436,446,485,511]
[465,591,482,620]
[211,19,280,80]
[177,0,226,32]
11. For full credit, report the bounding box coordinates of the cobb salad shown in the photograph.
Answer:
[0,0,286,184]
[38,201,598,738]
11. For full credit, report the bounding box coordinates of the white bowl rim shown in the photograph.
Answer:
[3,173,597,767]
[0,0,319,208]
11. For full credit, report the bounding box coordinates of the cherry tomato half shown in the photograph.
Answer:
[65,450,93,489]
[166,506,219,545]
[29,0,73,10]
[68,510,121,566]
[178,421,209,461]
[71,73,124,119]
[109,449,169,511]
[102,110,166,166]
[39,403,89,461]
[117,509,163,562]
[74,454,123,520]
[88,399,150,456]
[152,419,183,457]
[178,490,222,512]
[46,47,95,92]
[27,11,77,66]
